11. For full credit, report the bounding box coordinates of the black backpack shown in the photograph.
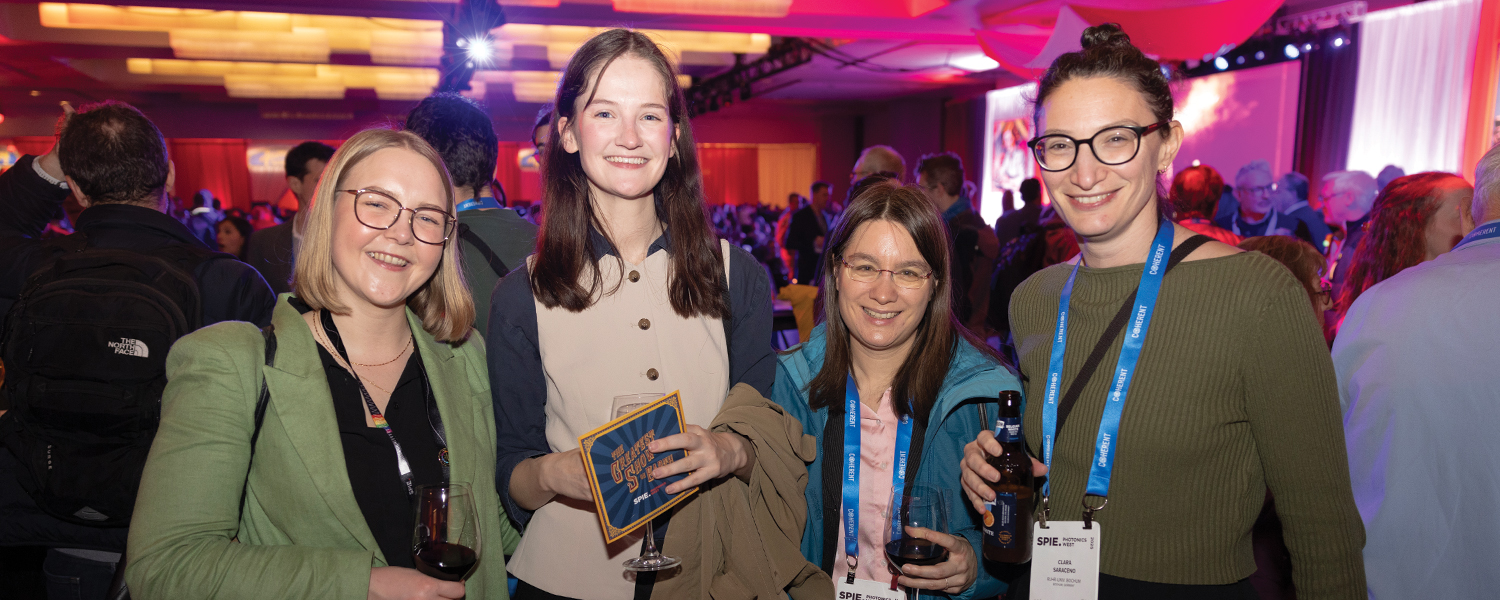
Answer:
[0,233,219,527]
[987,221,1052,337]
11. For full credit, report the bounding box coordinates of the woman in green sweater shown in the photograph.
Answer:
[959,24,1366,599]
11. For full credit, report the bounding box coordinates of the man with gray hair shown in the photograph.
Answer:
[850,145,906,184]
[1215,159,1294,238]
[1332,143,1500,599]
[1320,170,1380,292]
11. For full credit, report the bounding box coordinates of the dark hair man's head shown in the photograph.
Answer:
[406,93,498,202]
[1019,178,1042,205]
[810,181,831,211]
[192,189,214,209]
[284,141,335,208]
[916,151,965,212]
[59,100,171,210]
[533,105,553,154]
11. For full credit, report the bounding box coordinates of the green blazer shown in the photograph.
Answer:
[126,296,520,599]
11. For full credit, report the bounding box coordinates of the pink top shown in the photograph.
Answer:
[832,388,903,586]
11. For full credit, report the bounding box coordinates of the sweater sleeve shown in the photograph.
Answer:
[728,245,775,397]
[486,265,551,528]
[1242,270,1367,599]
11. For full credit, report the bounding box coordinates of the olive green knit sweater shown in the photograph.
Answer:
[1010,250,1366,598]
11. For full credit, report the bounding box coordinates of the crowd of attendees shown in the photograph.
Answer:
[0,21,1497,600]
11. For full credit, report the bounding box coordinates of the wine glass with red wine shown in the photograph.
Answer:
[883,484,950,600]
[412,482,482,582]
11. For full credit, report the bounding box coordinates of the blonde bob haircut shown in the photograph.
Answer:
[292,127,474,342]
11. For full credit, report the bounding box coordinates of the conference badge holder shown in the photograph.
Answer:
[576,391,697,544]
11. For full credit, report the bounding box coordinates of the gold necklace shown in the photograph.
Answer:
[354,334,412,367]
[310,312,394,397]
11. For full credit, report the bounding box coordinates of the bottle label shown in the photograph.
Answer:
[995,417,1022,444]
[983,492,1020,548]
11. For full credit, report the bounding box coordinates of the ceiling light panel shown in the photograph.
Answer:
[612,0,792,18]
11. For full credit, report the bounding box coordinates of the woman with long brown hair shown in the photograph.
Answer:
[1334,172,1473,331]
[487,29,778,600]
[772,181,1021,598]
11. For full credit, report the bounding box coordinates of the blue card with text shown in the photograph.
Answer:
[577,391,697,544]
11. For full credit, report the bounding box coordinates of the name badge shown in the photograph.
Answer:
[1029,521,1100,599]
[835,577,904,600]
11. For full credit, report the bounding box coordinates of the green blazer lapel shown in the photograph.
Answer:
[263,297,384,560]
[408,311,474,487]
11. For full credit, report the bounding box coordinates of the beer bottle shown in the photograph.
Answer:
[981,390,1033,563]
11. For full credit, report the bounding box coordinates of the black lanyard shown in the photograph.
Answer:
[319,310,449,494]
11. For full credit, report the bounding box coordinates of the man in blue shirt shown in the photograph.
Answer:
[1334,144,1500,599]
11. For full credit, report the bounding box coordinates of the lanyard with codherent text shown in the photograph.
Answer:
[842,374,913,583]
[456,196,503,212]
[1040,220,1174,523]
[1455,220,1500,252]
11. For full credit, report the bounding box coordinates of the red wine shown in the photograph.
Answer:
[885,538,949,568]
[414,541,477,582]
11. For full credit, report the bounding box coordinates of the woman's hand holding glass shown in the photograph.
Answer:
[893,526,978,595]
[648,425,756,494]
[960,430,1048,515]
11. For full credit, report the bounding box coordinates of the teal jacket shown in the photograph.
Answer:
[772,324,1022,599]
[126,296,520,599]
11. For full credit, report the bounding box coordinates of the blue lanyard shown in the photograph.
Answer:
[841,374,913,578]
[456,196,503,212]
[1040,220,1175,506]
[1455,220,1500,251]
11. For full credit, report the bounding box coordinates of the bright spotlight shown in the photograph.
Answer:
[1284,44,1301,59]
[464,36,494,66]
[1332,36,1345,48]
[1214,56,1228,70]
[1303,43,1313,52]
[951,53,1000,72]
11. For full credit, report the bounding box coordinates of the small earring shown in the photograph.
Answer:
[1158,167,1167,174]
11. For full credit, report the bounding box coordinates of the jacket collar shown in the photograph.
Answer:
[260,294,465,563]
[74,203,212,249]
[588,224,671,261]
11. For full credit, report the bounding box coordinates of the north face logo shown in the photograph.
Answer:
[107,338,148,358]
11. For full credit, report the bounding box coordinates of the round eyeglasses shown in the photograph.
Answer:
[1028,121,1170,172]
[340,189,455,245]
[840,259,933,289]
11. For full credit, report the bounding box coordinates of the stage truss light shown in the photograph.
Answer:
[1284,44,1301,59]
[1255,51,1265,60]
[464,36,495,66]
[1214,56,1228,71]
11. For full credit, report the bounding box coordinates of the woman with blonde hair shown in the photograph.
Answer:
[126,128,519,600]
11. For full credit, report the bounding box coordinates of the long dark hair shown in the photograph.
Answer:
[1337,172,1471,319]
[807,182,1005,425]
[531,29,725,319]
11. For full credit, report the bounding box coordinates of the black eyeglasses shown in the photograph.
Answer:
[339,189,455,245]
[1028,121,1170,172]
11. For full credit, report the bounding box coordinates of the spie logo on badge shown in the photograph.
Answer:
[107,338,148,358]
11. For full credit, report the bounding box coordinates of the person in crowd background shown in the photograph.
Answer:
[1272,171,1332,250]
[1334,144,1500,600]
[1374,164,1404,192]
[1319,170,1379,294]
[185,189,220,248]
[216,214,253,259]
[532,105,552,158]
[773,182,1019,598]
[916,151,998,333]
[488,29,817,600]
[245,141,336,295]
[405,93,539,334]
[962,24,1365,598]
[1172,164,1241,245]
[126,127,519,600]
[786,179,834,285]
[1331,172,1473,336]
[1216,160,1293,238]
[851,144,905,184]
[0,101,275,600]
[994,178,1043,246]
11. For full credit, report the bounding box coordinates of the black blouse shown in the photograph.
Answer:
[299,301,444,568]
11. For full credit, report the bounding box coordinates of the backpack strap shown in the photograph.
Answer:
[238,324,277,519]
[457,222,510,279]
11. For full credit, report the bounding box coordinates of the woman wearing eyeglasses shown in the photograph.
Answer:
[960,24,1366,599]
[771,182,1021,598]
[126,128,519,600]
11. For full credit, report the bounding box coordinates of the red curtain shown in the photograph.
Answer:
[168,139,252,212]
[495,141,522,204]
[698,145,759,205]
[11,136,54,156]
